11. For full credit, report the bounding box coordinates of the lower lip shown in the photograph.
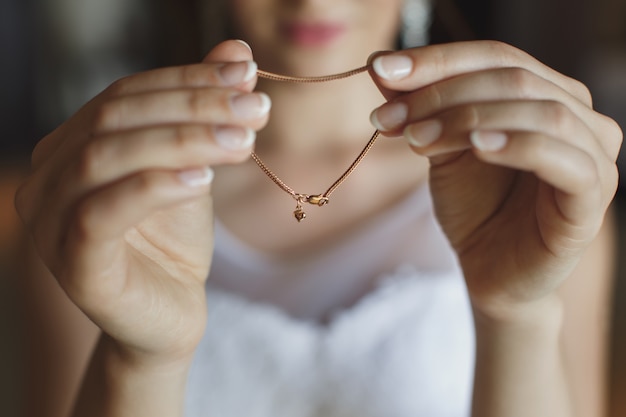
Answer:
[281,23,346,47]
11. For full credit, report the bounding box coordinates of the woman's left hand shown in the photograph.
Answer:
[369,41,622,319]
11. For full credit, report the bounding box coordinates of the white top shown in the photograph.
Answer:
[185,184,475,417]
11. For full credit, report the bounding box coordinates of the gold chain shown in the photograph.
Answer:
[253,65,381,222]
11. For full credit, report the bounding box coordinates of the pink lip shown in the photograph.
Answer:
[280,22,346,47]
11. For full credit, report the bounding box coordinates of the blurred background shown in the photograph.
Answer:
[0,0,625,415]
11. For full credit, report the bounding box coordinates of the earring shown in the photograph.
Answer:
[400,0,433,49]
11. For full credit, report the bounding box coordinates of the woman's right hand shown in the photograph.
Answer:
[14,40,269,364]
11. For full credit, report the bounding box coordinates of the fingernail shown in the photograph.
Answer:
[178,167,214,187]
[214,126,256,150]
[404,120,442,147]
[230,92,271,119]
[235,39,252,52]
[370,102,408,131]
[373,55,413,80]
[218,61,257,85]
[470,130,508,151]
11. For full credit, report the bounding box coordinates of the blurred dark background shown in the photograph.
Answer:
[1,0,625,416]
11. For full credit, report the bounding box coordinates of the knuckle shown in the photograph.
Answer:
[92,100,121,132]
[483,39,512,51]
[605,163,620,196]
[602,115,624,160]
[172,126,204,151]
[451,104,481,131]
[516,133,543,161]
[608,116,624,142]
[181,64,216,86]
[186,90,210,118]
[577,158,600,189]
[568,77,593,106]
[430,46,449,79]
[610,172,620,203]
[422,83,444,111]
[71,199,98,242]
[543,100,573,133]
[503,67,538,98]
[562,147,600,191]
[482,40,519,65]
[106,75,133,97]
[76,140,106,183]
[133,173,162,197]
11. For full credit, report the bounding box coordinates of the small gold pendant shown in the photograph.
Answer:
[294,206,306,222]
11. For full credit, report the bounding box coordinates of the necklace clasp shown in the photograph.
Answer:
[306,195,329,206]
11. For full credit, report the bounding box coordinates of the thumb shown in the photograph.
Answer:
[203,39,254,64]
[203,39,257,91]
[367,51,403,102]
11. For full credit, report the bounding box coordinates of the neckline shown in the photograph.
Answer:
[213,181,432,273]
[207,263,462,332]
[207,181,458,327]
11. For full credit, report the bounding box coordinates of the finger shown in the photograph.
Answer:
[30,40,260,173]
[27,163,214,279]
[37,122,256,261]
[371,67,587,132]
[35,87,270,179]
[371,67,601,144]
[370,40,593,107]
[404,100,606,164]
[371,68,621,160]
[67,167,213,243]
[106,60,258,97]
[402,100,619,221]
[202,39,258,92]
[64,124,255,197]
[469,130,613,225]
[58,167,214,297]
[367,50,397,101]
[93,88,271,134]
[31,130,65,171]
[203,39,254,64]
[107,40,258,98]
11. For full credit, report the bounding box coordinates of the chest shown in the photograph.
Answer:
[186,265,475,417]
[208,183,457,321]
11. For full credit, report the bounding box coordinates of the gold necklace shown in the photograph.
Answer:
[253,65,381,222]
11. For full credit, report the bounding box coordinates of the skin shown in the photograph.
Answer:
[229,0,402,75]
[13,0,622,416]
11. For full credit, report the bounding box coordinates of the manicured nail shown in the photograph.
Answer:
[235,39,252,52]
[370,102,408,131]
[470,130,508,151]
[373,55,413,80]
[230,92,271,119]
[178,167,214,187]
[214,126,256,150]
[404,120,442,147]
[218,61,257,85]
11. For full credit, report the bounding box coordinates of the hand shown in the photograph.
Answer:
[14,40,270,362]
[369,41,622,319]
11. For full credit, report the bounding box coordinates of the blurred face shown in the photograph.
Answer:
[229,0,404,76]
